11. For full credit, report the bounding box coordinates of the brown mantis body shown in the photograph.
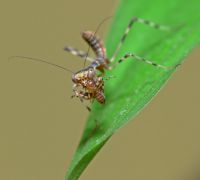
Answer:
[10,17,180,111]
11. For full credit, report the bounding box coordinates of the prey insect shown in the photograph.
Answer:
[10,17,180,112]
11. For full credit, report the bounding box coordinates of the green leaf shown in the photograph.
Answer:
[65,0,200,179]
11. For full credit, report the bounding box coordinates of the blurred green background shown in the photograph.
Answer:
[1,0,200,180]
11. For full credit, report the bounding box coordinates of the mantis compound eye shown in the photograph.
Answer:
[88,68,95,78]
[72,74,79,83]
